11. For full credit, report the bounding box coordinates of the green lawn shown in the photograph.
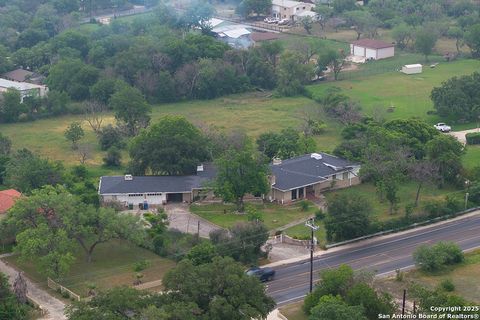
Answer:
[307,59,480,126]
[190,201,317,231]
[2,239,175,297]
[463,145,480,170]
[283,221,327,247]
[324,182,456,221]
[0,93,342,171]
[284,181,456,244]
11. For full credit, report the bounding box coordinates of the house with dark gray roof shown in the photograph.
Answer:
[267,153,360,204]
[98,153,360,207]
[99,164,217,207]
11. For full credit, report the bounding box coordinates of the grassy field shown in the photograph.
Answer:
[2,239,175,297]
[307,59,480,126]
[190,201,317,231]
[464,146,480,170]
[376,249,480,303]
[0,93,342,171]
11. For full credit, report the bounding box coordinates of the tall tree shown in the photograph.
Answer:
[276,52,313,96]
[464,23,480,58]
[415,29,438,62]
[317,49,347,81]
[426,135,464,184]
[129,116,210,175]
[236,0,272,18]
[64,121,85,150]
[214,146,269,212]
[0,272,29,320]
[110,85,151,136]
[324,193,372,242]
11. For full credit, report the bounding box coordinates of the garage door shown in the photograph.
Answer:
[167,193,183,203]
[353,45,364,56]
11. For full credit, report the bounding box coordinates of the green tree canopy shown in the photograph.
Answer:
[431,72,480,122]
[129,115,210,175]
[309,295,367,320]
[163,257,275,319]
[210,221,269,263]
[5,148,64,193]
[324,193,372,242]
[110,85,151,136]
[214,146,269,211]
[415,29,438,61]
[465,23,480,58]
[64,121,84,150]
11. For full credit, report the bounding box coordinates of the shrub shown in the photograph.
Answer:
[413,241,464,272]
[300,200,310,211]
[315,209,326,220]
[466,132,480,145]
[103,147,122,167]
[133,259,151,272]
[440,279,455,292]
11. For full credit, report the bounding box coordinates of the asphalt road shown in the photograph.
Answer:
[267,212,480,305]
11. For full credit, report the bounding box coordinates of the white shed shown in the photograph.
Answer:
[401,64,422,75]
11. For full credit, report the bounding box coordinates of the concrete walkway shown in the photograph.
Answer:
[0,255,66,320]
[448,128,480,144]
[164,204,222,238]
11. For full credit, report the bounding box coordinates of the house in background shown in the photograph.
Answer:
[2,68,45,85]
[267,153,360,204]
[0,189,21,215]
[99,153,360,208]
[271,0,314,21]
[350,39,395,60]
[0,78,49,102]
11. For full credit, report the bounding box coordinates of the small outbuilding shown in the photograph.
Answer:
[350,39,395,60]
[401,64,423,75]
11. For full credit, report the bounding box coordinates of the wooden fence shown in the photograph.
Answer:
[47,277,81,301]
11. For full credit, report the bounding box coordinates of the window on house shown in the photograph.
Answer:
[291,189,297,200]
[343,172,349,180]
[332,175,337,180]
[303,6,305,9]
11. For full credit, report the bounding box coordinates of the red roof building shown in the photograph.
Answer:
[350,39,395,60]
[0,189,21,214]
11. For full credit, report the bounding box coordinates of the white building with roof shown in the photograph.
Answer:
[271,0,314,20]
[0,78,48,102]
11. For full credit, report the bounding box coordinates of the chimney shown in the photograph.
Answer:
[124,174,133,181]
[197,164,204,172]
[272,157,282,165]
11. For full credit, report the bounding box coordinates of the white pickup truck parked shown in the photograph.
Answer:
[434,123,451,132]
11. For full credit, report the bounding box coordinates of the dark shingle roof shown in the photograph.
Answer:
[351,39,394,49]
[270,153,359,191]
[99,164,215,194]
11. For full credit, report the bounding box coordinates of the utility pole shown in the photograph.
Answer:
[305,218,319,293]
[402,289,406,316]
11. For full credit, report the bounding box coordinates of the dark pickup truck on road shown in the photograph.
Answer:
[246,267,276,282]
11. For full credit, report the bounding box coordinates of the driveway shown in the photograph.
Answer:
[164,204,222,238]
[448,128,480,144]
[0,254,66,320]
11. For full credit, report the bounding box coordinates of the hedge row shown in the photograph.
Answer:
[466,132,480,145]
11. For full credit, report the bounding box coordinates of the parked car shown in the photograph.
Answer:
[246,266,276,282]
[434,122,452,132]
[278,18,290,25]
[263,17,278,24]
